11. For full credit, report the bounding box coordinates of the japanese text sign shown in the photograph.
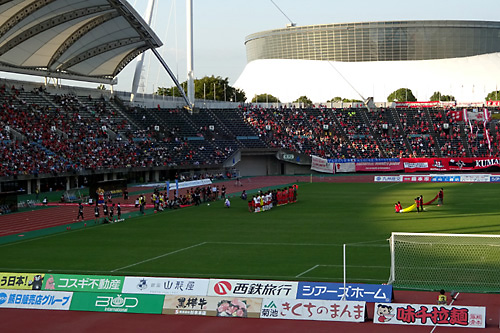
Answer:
[260,298,366,322]
[208,279,298,299]
[122,276,209,295]
[42,274,124,293]
[297,282,392,302]
[374,302,485,328]
[0,289,72,310]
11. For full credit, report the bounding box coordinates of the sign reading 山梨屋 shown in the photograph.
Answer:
[0,289,72,310]
[42,274,124,293]
[374,302,485,328]
[260,298,366,322]
[0,272,45,290]
[207,279,298,299]
[122,276,209,295]
[69,292,164,314]
[297,282,392,302]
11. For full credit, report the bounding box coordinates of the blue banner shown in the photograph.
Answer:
[431,176,460,182]
[490,176,500,182]
[297,282,392,302]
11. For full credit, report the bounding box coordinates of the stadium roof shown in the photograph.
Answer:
[0,0,162,84]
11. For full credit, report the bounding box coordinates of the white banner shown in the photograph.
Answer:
[374,302,485,328]
[136,179,212,189]
[122,277,209,295]
[260,298,366,322]
[311,155,334,174]
[208,279,298,299]
[335,162,355,173]
[0,289,72,310]
[374,175,402,182]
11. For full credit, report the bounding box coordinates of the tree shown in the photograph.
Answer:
[293,95,313,106]
[327,96,362,103]
[251,94,280,103]
[485,90,500,101]
[156,75,246,102]
[327,97,343,103]
[429,91,455,101]
[387,88,416,102]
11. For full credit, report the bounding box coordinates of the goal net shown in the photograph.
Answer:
[388,232,500,293]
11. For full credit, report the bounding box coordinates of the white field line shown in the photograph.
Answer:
[0,223,108,248]
[110,242,207,272]
[296,265,319,278]
[380,183,399,190]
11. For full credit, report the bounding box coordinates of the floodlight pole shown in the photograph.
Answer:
[130,0,156,103]
[186,0,195,109]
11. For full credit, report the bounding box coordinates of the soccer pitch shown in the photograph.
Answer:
[1,181,500,288]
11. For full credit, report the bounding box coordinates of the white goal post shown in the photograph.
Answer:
[388,232,500,293]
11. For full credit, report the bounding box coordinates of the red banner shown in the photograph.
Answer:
[402,157,500,172]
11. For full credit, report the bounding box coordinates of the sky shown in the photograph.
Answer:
[6,0,500,94]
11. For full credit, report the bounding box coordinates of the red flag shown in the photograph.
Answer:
[448,110,463,122]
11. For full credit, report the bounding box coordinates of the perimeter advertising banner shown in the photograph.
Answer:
[42,274,124,293]
[122,276,209,296]
[260,298,366,322]
[374,302,485,328]
[208,279,298,299]
[70,292,164,314]
[162,295,262,318]
[0,272,45,290]
[297,282,392,302]
[0,289,72,310]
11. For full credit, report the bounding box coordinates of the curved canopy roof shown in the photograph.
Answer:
[0,0,162,83]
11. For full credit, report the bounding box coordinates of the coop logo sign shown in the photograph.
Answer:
[69,292,164,314]
[208,279,298,299]
[96,294,138,309]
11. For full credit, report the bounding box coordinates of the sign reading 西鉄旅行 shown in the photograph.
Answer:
[297,282,392,302]
[42,274,124,293]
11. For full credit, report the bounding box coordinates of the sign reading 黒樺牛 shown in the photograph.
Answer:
[374,302,485,328]
[297,282,392,302]
[42,274,124,293]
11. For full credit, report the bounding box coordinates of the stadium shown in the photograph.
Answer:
[236,20,500,103]
[1,0,500,331]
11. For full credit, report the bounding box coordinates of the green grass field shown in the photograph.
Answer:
[1,181,500,291]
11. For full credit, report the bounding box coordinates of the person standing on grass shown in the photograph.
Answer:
[76,202,84,221]
[103,202,108,219]
[117,203,121,221]
[415,197,420,213]
[438,188,444,206]
[94,203,100,224]
[109,203,115,222]
[419,195,424,212]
